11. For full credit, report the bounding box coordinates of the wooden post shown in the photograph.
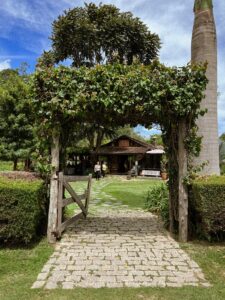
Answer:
[47,133,60,243]
[57,172,64,239]
[178,120,188,242]
[85,175,92,216]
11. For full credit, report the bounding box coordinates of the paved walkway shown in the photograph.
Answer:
[32,207,209,289]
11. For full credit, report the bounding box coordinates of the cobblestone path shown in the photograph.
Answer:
[32,208,209,289]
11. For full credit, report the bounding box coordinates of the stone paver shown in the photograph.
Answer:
[32,208,209,289]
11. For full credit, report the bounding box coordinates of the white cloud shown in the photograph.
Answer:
[0,59,11,70]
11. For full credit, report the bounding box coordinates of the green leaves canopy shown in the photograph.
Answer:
[31,62,207,140]
[31,61,207,229]
[51,3,160,66]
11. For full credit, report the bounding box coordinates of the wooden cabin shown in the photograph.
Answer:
[93,135,164,175]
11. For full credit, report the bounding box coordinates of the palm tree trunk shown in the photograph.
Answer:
[191,0,220,175]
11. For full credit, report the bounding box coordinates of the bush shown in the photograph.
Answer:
[0,174,48,244]
[189,176,225,241]
[220,164,225,175]
[145,183,169,228]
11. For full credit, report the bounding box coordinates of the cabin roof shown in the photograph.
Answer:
[93,135,164,155]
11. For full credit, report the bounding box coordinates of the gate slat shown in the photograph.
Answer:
[60,212,84,232]
[57,172,92,238]
[63,181,87,215]
[62,197,74,207]
[64,175,90,182]
[85,175,92,213]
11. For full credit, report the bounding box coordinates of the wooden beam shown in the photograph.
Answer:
[63,181,87,216]
[62,193,86,207]
[64,175,91,182]
[85,175,92,216]
[47,133,60,243]
[62,197,75,207]
[60,212,84,233]
[57,172,64,238]
[178,120,188,243]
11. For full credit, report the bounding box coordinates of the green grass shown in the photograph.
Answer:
[0,239,225,299]
[0,160,24,171]
[0,161,13,171]
[101,179,162,209]
[65,178,162,216]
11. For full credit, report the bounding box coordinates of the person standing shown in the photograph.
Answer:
[94,161,101,180]
[102,161,107,178]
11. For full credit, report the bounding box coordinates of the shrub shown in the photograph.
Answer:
[0,175,48,244]
[220,164,225,175]
[145,183,169,228]
[189,176,225,241]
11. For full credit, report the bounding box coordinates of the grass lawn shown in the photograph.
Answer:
[66,177,162,216]
[1,177,225,299]
[101,178,162,209]
[0,161,23,171]
[0,161,14,171]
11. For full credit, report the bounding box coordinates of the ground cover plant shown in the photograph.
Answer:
[101,178,162,209]
[145,182,169,228]
[0,161,23,171]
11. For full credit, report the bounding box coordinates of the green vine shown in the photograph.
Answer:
[31,61,208,230]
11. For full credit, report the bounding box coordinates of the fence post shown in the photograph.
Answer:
[178,120,188,242]
[57,172,64,239]
[85,175,92,216]
[47,133,60,243]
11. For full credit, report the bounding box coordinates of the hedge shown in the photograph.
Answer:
[0,175,48,244]
[189,176,225,241]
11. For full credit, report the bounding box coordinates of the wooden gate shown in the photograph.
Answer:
[56,172,92,238]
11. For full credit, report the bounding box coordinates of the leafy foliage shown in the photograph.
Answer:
[51,2,160,66]
[146,134,163,146]
[112,126,146,143]
[31,62,207,137]
[189,176,225,241]
[31,61,207,229]
[0,69,34,169]
[0,175,48,244]
[145,183,169,228]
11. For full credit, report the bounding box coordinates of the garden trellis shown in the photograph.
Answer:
[31,61,207,243]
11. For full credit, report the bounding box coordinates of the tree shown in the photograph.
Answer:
[220,133,225,141]
[51,2,160,67]
[192,0,219,174]
[112,126,146,142]
[0,69,34,170]
[146,134,163,146]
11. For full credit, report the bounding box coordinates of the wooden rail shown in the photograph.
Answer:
[56,172,92,238]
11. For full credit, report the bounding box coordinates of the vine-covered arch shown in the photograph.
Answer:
[31,61,207,243]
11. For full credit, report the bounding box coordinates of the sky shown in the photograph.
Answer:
[0,0,224,137]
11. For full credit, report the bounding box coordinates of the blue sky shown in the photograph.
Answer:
[0,0,224,137]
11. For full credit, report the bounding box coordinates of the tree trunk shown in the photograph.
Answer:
[95,129,104,151]
[47,133,60,243]
[13,158,18,171]
[24,159,31,171]
[178,121,188,242]
[192,1,220,175]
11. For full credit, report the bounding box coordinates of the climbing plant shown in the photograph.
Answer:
[31,61,207,242]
